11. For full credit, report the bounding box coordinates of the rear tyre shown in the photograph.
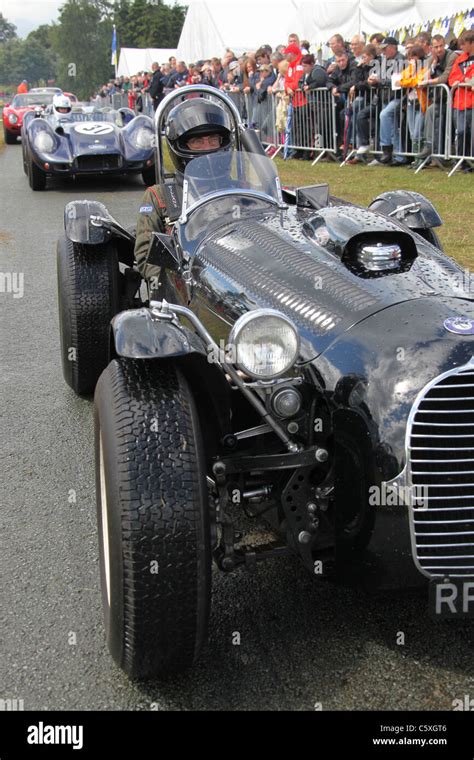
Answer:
[94,358,211,679]
[57,236,120,395]
[415,228,444,251]
[142,165,156,186]
[4,126,17,145]
[28,157,46,190]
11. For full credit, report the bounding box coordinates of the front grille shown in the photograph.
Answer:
[408,359,474,578]
[76,154,121,172]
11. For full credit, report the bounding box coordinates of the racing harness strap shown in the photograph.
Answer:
[161,181,183,223]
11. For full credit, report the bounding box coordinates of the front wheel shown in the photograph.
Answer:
[28,157,46,190]
[22,142,28,174]
[141,165,156,186]
[57,236,120,395]
[94,359,211,679]
[3,126,17,145]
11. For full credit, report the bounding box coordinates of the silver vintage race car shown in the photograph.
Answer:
[22,104,156,190]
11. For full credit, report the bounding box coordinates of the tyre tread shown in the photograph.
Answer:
[96,358,211,678]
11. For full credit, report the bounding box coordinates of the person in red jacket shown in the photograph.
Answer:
[448,29,474,159]
[283,43,308,158]
[17,80,28,94]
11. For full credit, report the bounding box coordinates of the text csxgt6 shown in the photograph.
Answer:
[57,86,474,680]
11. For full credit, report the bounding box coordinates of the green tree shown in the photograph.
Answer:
[26,24,59,83]
[146,2,187,48]
[0,38,56,87]
[26,24,56,50]
[0,12,17,43]
[23,41,58,84]
[51,0,114,99]
[116,0,186,50]
[0,39,23,84]
[114,0,134,48]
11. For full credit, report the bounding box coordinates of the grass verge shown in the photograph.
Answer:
[275,157,473,267]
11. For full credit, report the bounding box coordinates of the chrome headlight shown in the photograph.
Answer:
[229,309,300,380]
[8,113,18,124]
[132,127,154,149]
[34,130,55,153]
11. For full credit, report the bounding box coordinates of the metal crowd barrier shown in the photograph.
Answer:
[413,84,451,173]
[338,82,471,176]
[447,82,474,177]
[287,88,338,163]
[91,93,130,110]
[241,88,338,163]
[90,83,473,175]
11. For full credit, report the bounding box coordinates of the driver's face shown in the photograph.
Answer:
[187,133,222,151]
[57,107,69,113]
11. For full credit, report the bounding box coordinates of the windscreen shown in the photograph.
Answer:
[183,150,282,214]
[66,110,121,123]
[12,93,55,107]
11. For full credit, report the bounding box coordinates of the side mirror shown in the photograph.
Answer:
[296,184,330,210]
[146,233,180,271]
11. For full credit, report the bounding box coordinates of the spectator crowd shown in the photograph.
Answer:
[93,28,474,169]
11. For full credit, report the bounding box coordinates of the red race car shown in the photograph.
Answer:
[2,90,77,144]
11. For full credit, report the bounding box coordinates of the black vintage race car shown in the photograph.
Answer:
[57,86,474,679]
[22,104,155,190]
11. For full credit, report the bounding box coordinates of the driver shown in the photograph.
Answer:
[52,93,72,115]
[47,93,72,129]
[134,98,233,280]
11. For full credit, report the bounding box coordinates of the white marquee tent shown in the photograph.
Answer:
[177,0,473,60]
[117,48,178,77]
[294,1,473,46]
[177,1,299,61]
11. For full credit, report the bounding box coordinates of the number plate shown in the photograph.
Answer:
[429,578,474,618]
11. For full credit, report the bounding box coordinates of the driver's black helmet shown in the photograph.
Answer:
[165,98,233,173]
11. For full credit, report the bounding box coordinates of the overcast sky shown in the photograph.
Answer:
[0,0,64,37]
[0,0,181,38]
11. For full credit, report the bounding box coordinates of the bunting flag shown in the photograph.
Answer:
[315,8,473,53]
[440,16,451,37]
[453,12,466,38]
[111,25,118,67]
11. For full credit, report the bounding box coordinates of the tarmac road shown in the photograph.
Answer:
[0,143,473,711]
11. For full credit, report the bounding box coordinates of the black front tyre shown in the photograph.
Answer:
[4,126,17,145]
[28,157,46,190]
[94,358,211,679]
[57,236,120,395]
[22,143,28,174]
[142,165,156,186]
[336,434,375,553]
